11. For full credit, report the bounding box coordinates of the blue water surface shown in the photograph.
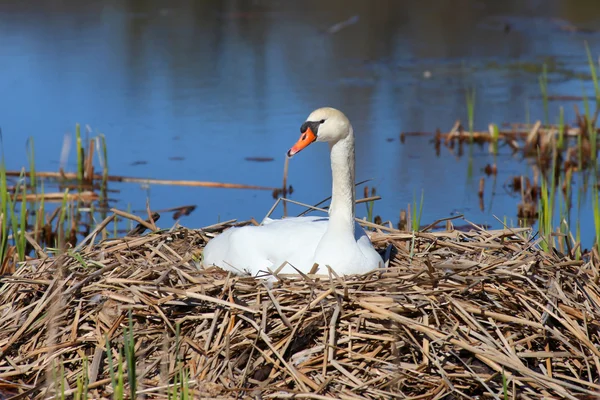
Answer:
[1,0,600,242]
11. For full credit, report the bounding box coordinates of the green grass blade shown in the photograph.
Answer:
[585,41,600,104]
[9,172,27,261]
[411,190,424,232]
[181,367,190,400]
[60,362,66,400]
[583,84,597,161]
[18,181,27,260]
[125,310,137,398]
[106,336,117,393]
[82,356,89,400]
[116,350,124,400]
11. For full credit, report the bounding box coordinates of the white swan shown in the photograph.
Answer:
[202,107,383,276]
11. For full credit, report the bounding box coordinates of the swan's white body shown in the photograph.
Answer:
[202,107,383,276]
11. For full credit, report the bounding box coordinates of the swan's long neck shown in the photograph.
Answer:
[328,126,356,235]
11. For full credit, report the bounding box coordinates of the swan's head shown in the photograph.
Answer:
[287,107,351,157]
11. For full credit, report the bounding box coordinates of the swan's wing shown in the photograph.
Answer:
[354,222,385,269]
[202,217,328,275]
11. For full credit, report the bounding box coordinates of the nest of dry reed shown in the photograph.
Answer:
[1,218,600,399]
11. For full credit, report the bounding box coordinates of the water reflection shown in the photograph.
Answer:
[0,0,599,240]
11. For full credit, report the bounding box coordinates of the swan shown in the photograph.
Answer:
[201,107,383,276]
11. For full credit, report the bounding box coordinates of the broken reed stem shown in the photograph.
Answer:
[282,157,289,217]
[4,170,278,191]
[111,208,157,234]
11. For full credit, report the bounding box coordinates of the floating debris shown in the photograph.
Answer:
[130,160,148,166]
[245,156,275,162]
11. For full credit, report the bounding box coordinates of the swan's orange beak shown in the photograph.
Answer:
[287,127,317,157]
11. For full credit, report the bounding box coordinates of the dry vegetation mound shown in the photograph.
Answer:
[0,224,599,399]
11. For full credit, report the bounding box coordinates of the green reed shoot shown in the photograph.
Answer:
[539,175,552,251]
[583,86,597,161]
[70,250,89,268]
[97,134,109,210]
[412,190,424,232]
[466,144,474,184]
[592,171,600,253]
[26,137,36,194]
[75,123,84,184]
[366,199,375,223]
[170,368,180,400]
[490,123,500,155]
[60,362,66,400]
[559,217,569,255]
[539,64,549,125]
[49,359,59,398]
[557,106,565,150]
[169,323,190,400]
[67,202,73,244]
[175,323,181,361]
[106,336,125,400]
[106,336,117,395]
[74,373,85,400]
[577,99,584,171]
[75,356,89,400]
[169,368,191,400]
[466,86,476,139]
[98,134,109,184]
[170,325,181,399]
[178,368,191,400]
[363,186,376,223]
[538,148,557,252]
[502,366,508,400]
[116,351,125,400]
[576,205,582,260]
[124,310,137,398]
[0,158,8,265]
[585,41,600,105]
[19,182,27,258]
[563,167,573,217]
[35,181,45,242]
[9,173,27,261]
[557,175,570,253]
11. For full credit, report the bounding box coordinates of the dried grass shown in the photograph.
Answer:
[0,218,599,399]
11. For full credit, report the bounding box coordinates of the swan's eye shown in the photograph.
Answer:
[319,119,326,124]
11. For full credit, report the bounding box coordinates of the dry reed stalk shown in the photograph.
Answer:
[4,170,278,191]
[13,191,99,202]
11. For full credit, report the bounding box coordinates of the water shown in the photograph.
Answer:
[1,0,600,240]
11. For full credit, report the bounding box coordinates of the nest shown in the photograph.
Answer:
[0,222,599,399]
